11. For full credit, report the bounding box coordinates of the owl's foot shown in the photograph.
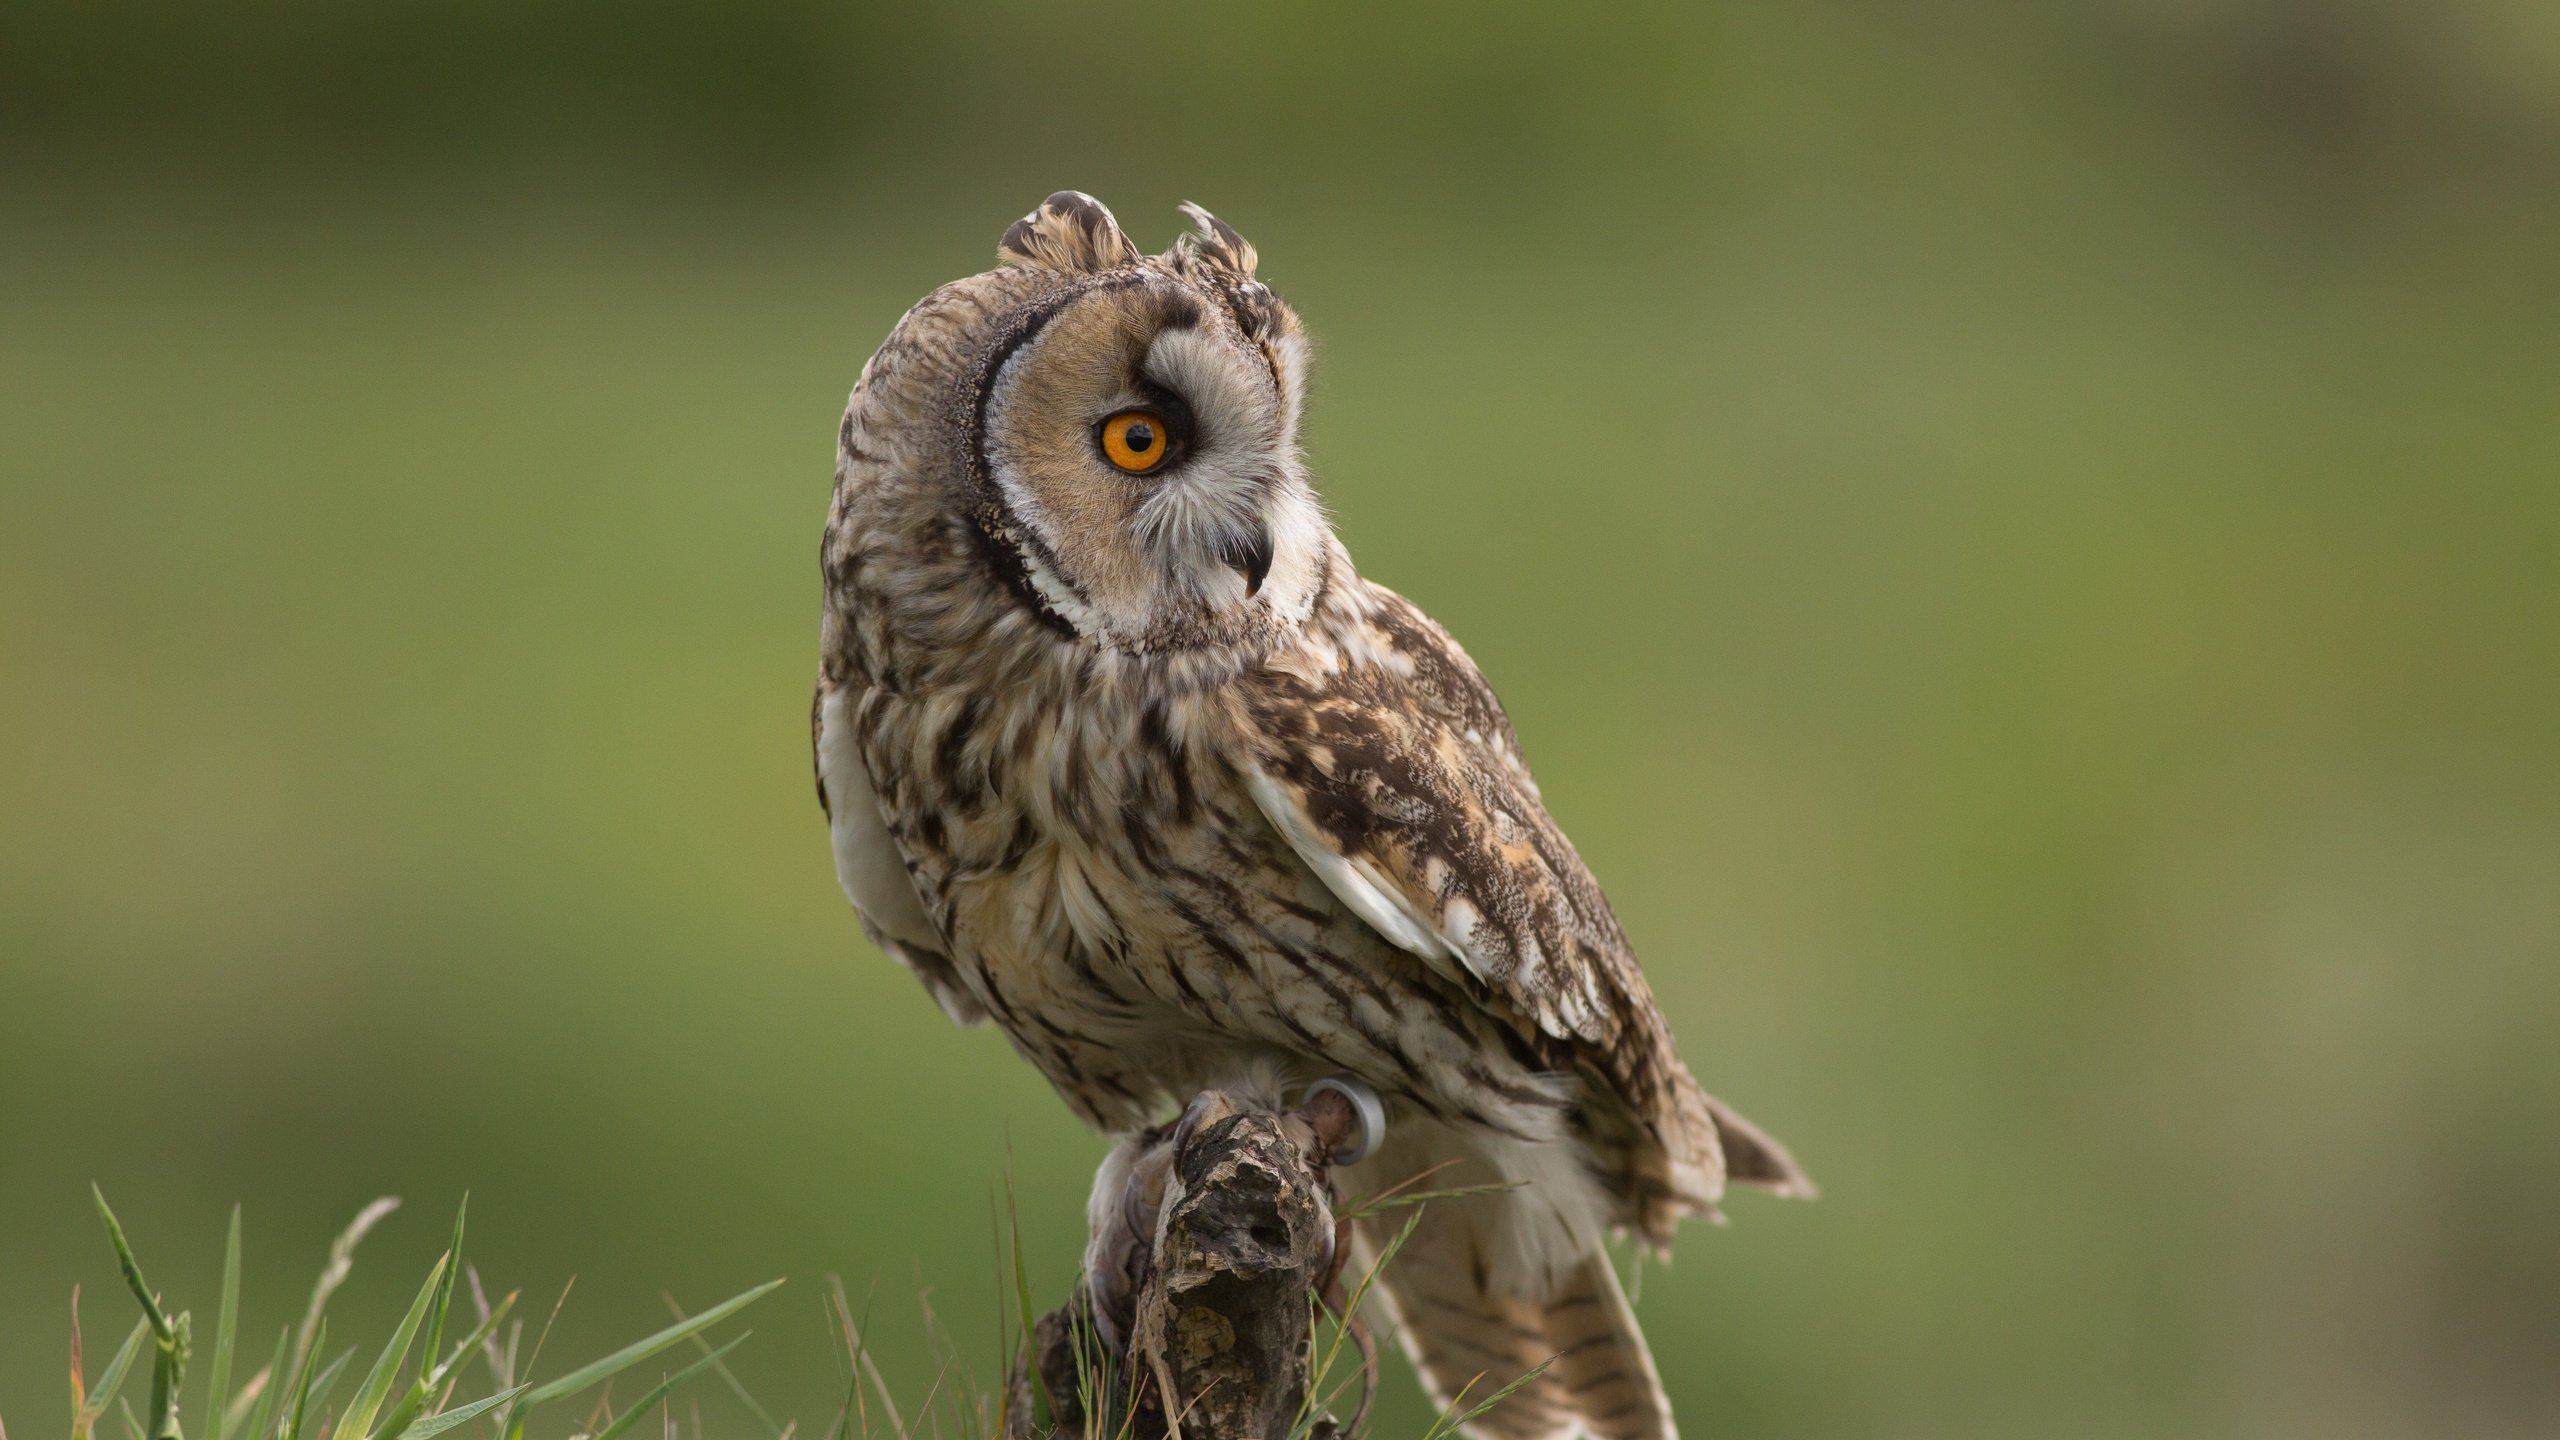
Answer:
[1296,1075,1386,1314]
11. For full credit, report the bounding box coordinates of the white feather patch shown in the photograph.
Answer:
[1244,765,1455,963]
[817,687,939,954]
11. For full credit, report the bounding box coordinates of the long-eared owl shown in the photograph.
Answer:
[815,192,1810,1440]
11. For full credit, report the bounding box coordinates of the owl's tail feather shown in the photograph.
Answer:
[1359,1225,1675,1440]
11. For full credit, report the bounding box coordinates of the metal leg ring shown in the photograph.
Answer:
[1306,1075,1388,1166]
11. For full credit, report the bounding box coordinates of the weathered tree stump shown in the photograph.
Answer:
[1007,1086,1371,1440]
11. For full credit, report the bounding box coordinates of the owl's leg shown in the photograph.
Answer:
[1303,1074,1388,1166]
[1297,1073,1387,1308]
[1081,1122,1175,1355]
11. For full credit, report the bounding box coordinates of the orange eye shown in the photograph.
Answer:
[1100,410,1171,473]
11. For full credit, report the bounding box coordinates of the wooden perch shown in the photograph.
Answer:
[1008,1086,1374,1440]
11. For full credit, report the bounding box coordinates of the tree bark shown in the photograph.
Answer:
[1007,1087,1367,1440]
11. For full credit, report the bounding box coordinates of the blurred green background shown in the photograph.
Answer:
[5,2,2558,1435]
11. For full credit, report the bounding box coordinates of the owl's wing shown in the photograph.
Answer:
[814,680,989,1028]
[1239,583,1810,1222]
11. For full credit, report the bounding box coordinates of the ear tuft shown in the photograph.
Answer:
[1173,202,1258,279]
[999,191,1139,273]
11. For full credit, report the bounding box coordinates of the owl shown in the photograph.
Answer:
[814,192,1810,1440]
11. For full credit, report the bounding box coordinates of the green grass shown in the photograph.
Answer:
[56,1188,1550,1440]
[63,1194,780,1440]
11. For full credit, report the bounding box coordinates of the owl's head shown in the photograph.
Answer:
[840,192,1328,656]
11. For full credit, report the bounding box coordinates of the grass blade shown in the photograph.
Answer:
[90,1188,174,1342]
[294,1199,399,1379]
[436,1289,517,1385]
[92,1186,191,1440]
[464,1270,514,1391]
[828,1280,906,1440]
[659,1295,782,1440]
[515,1279,781,1413]
[70,1286,87,1433]
[1417,1357,1554,1440]
[364,1244,492,1440]
[234,1331,289,1440]
[78,1319,152,1434]
[380,1386,524,1440]
[203,1207,242,1440]
[278,1321,326,1440]
[144,1310,191,1440]
[216,1372,267,1440]
[515,1277,576,1396]
[293,1349,354,1440]
[419,1198,466,1369]
[1001,1164,1054,1432]
[335,1253,447,1440]
[1317,1208,1422,1379]
[1334,1180,1523,1223]
[584,1337,749,1440]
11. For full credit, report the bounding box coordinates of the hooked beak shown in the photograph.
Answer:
[1221,525,1275,599]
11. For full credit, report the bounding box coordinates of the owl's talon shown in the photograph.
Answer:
[1304,1075,1387,1167]
[1119,1170,1155,1247]
[1168,1089,1223,1161]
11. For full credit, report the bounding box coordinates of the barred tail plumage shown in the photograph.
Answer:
[1356,1221,1677,1440]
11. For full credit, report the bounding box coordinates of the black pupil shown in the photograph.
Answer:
[1122,420,1156,453]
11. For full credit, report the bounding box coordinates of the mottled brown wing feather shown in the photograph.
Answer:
[1238,584,1816,1233]
[1243,588,1629,1049]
